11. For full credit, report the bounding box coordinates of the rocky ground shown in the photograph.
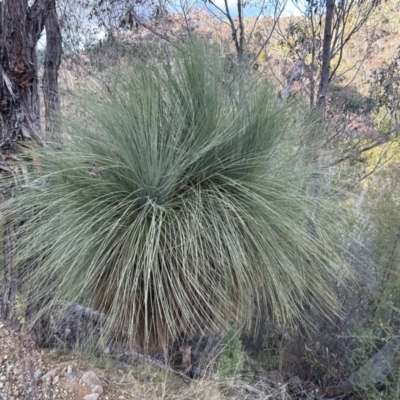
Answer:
[0,321,143,400]
[0,320,239,400]
[0,320,327,400]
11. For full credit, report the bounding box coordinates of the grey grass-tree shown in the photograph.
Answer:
[3,41,352,352]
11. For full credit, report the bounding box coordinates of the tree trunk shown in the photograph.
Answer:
[0,0,56,149]
[43,2,61,138]
[0,0,60,321]
[316,0,335,117]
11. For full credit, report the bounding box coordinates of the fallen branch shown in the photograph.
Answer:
[235,380,266,395]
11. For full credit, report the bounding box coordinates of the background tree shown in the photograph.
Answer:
[279,0,379,112]
[0,0,61,320]
[0,0,61,149]
[369,47,400,137]
[202,0,286,67]
[43,3,62,137]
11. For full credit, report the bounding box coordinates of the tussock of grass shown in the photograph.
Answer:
[4,40,351,352]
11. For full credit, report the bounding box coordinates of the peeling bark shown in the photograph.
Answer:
[0,0,56,149]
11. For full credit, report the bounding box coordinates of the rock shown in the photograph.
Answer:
[42,381,51,397]
[288,375,303,393]
[34,369,44,381]
[53,375,60,385]
[83,394,100,400]
[92,385,103,395]
[265,370,283,387]
[65,365,77,381]
[42,368,58,383]
[81,370,102,388]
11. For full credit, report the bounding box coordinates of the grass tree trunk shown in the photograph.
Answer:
[0,0,60,321]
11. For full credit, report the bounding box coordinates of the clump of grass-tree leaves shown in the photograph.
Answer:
[4,40,351,353]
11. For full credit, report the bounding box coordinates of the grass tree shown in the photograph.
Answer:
[3,41,351,352]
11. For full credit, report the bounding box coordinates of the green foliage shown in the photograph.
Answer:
[371,107,397,136]
[278,19,317,59]
[358,164,400,315]
[4,40,351,352]
[218,329,245,378]
[334,157,400,398]
[339,325,400,399]
[369,49,400,135]
[258,49,268,63]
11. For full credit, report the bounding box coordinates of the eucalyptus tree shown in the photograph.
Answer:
[0,0,61,148]
[280,0,380,115]
[61,0,289,71]
[369,47,400,137]
[0,0,62,321]
[202,0,287,67]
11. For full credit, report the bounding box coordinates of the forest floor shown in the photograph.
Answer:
[0,321,135,399]
[0,322,244,400]
[0,321,343,399]
[0,320,220,400]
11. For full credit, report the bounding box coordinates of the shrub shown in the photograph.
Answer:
[258,49,268,63]
[4,40,351,352]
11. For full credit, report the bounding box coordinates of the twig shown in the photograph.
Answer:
[235,380,266,395]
